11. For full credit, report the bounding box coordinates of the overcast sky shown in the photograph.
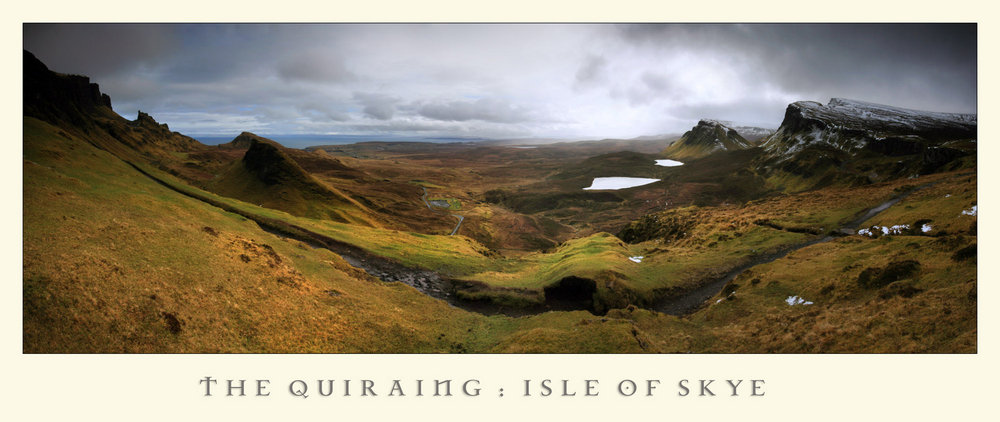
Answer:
[24,23,976,140]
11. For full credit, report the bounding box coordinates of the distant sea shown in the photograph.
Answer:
[192,134,488,149]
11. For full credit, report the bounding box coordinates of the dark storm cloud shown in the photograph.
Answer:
[23,23,179,77]
[617,23,977,114]
[156,25,283,83]
[22,24,977,139]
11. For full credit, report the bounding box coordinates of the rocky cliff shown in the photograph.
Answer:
[757,98,976,190]
[762,98,976,160]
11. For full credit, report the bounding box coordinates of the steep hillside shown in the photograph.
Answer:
[662,119,753,160]
[757,98,976,192]
[762,98,975,157]
[23,50,200,160]
[208,136,380,226]
[23,51,663,353]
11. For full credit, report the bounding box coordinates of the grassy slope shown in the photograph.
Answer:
[23,116,656,353]
[686,233,975,353]
[662,142,714,161]
[70,108,974,325]
[860,173,977,235]
[23,115,976,353]
[207,143,380,227]
[618,171,977,353]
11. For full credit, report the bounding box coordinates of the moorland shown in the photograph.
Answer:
[23,50,977,353]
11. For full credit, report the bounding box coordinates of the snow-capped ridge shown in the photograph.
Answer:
[825,98,976,124]
[761,98,977,159]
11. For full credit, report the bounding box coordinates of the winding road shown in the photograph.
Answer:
[420,187,464,236]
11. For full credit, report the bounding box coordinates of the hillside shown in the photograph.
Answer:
[757,98,976,192]
[22,51,977,353]
[207,134,380,226]
[22,51,666,353]
[762,98,975,157]
[23,50,201,161]
[662,119,753,160]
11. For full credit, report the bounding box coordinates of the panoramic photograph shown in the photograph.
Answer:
[22,23,977,353]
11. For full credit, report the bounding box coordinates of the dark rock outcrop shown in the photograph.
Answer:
[24,50,113,126]
[242,138,312,185]
[24,49,201,152]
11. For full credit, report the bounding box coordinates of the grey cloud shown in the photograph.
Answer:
[278,53,356,83]
[616,23,976,114]
[24,24,976,139]
[24,24,179,78]
[101,74,163,104]
[296,102,352,122]
[640,72,671,92]
[622,72,689,106]
[417,98,532,123]
[665,97,793,129]
[574,55,608,89]
[353,92,400,120]
[347,120,532,139]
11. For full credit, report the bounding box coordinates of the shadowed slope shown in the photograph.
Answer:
[662,120,752,160]
[209,137,380,226]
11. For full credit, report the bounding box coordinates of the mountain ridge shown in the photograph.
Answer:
[762,98,976,159]
[757,98,976,191]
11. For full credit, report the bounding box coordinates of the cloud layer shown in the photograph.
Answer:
[24,23,976,140]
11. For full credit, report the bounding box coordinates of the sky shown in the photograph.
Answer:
[23,23,977,141]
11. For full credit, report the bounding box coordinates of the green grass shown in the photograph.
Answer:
[861,173,977,236]
[23,108,978,353]
[685,233,976,352]
[22,116,666,353]
[206,143,379,227]
[465,232,631,289]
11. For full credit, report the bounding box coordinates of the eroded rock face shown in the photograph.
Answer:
[133,111,172,133]
[24,49,112,121]
[762,98,976,159]
[755,98,976,190]
[24,49,201,152]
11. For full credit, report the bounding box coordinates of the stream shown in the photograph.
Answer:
[258,225,545,316]
[651,179,945,316]
[125,159,954,319]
